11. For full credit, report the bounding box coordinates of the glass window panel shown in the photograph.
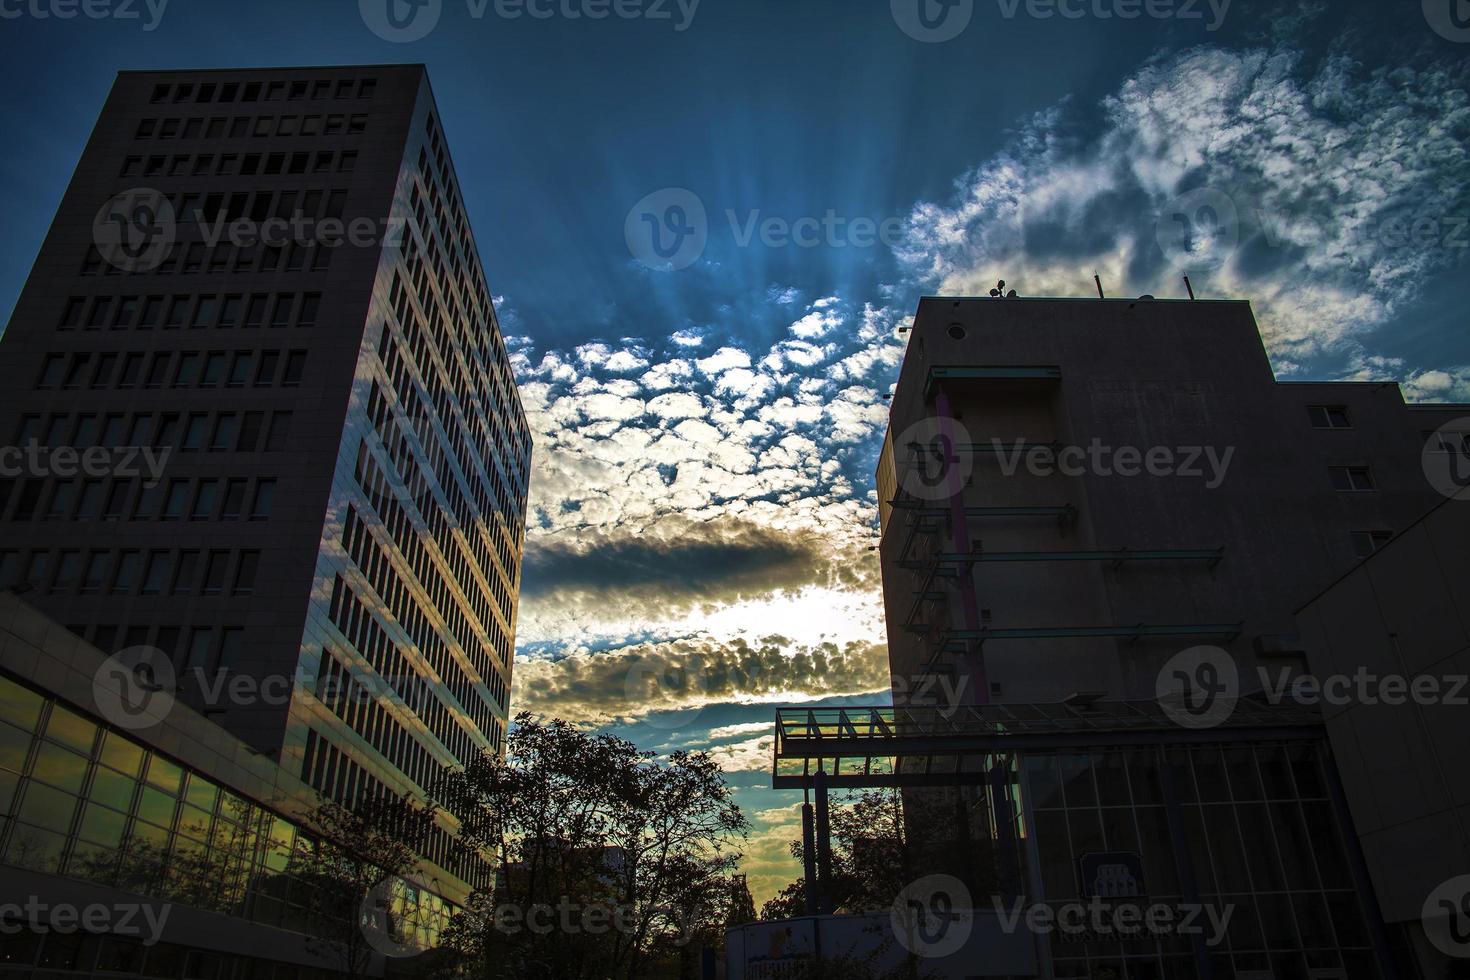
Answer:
[137,786,177,827]
[1035,809,1074,899]
[1214,897,1263,953]
[1292,892,1335,950]
[99,732,144,775]
[1257,747,1295,799]
[0,676,43,730]
[0,721,31,773]
[1059,754,1097,808]
[1234,802,1286,892]
[44,706,97,753]
[1223,749,1262,802]
[1325,892,1369,949]
[178,804,213,841]
[1202,804,1251,892]
[1270,801,1321,890]
[1100,805,1140,855]
[1191,748,1229,803]
[90,767,137,810]
[1094,752,1132,807]
[0,769,17,814]
[1288,745,1326,799]
[1127,751,1164,806]
[144,754,183,793]
[185,774,218,813]
[79,802,128,847]
[5,823,67,872]
[1301,801,1352,889]
[18,782,78,827]
[31,742,88,793]
[1068,807,1105,863]
[69,840,122,884]
[1257,894,1300,949]
[1181,806,1217,895]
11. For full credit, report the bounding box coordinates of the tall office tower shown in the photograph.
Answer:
[0,66,531,889]
[876,296,1462,706]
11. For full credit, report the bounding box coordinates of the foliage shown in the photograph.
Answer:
[431,712,750,980]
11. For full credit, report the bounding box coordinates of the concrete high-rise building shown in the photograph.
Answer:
[756,295,1467,980]
[862,296,1467,979]
[876,297,1463,708]
[0,65,531,893]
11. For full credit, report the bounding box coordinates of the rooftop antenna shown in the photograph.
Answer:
[988,279,1017,299]
[1093,273,1105,299]
[1183,274,1195,300]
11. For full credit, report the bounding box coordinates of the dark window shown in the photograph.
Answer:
[1308,405,1351,429]
[1351,530,1393,558]
[1329,466,1375,492]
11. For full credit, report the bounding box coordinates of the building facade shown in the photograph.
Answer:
[777,295,1470,979]
[0,65,531,897]
[0,592,456,978]
[1296,494,1470,978]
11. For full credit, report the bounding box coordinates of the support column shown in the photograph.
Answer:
[814,768,834,915]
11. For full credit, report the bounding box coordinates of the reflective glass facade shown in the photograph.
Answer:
[0,670,452,978]
[1021,743,1376,980]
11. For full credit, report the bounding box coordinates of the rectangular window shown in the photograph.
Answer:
[1329,465,1375,492]
[233,552,259,595]
[173,551,200,594]
[282,351,306,386]
[1309,405,1351,429]
[162,480,190,520]
[191,481,219,520]
[297,293,320,328]
[202,551,229,595]
[141,551,171,594]
[250,479,276,519]
[1351,530,1393,558]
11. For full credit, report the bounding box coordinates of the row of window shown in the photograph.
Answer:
[147,76,377,106]
[75,624,243,678]
[354,445,515,671]
[325,574,497,781]
[60,291,319,332]
[172,187,348,226]
[342,495,508,723]
[0,547,262,599]
[82,239,334,277]
[298,725,487,890]
[121,147,358,179]
[2,472,276,528]
[37,348,306,392]
[12,410,292,456]
[136,112,368,142]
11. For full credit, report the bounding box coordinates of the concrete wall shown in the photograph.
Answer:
[1295,494,1470,957]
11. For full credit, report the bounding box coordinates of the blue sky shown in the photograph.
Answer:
[2,0,1468,901]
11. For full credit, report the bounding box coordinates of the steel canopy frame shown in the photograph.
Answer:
[770,702,1323,789]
